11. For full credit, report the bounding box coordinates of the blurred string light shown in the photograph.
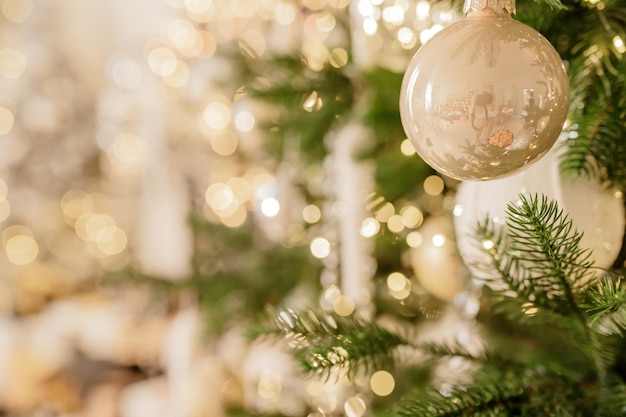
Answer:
[2,0,33,23]
[140,0,392,414]
[351,0,458,71]
[3,225,38,266]
[60,190,128,259]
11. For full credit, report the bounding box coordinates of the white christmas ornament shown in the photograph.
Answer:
[410,214,467,301]
[400,0,570,180]
[453,146,625,279]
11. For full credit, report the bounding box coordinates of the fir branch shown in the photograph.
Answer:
[583,277,626,324]
[473,198,594,317]
[391,368,526,417]
[269,309,410,379]
[560,0,626,189]
[583,277,626,335]
[504,194,595,310]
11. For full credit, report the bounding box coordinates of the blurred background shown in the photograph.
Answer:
[1,0,622,416]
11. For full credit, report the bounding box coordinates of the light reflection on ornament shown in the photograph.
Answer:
[432,233,445,247]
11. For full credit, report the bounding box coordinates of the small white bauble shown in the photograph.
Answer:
[453,147,625,279]
[399,0,569,180]
[409,214,467,301]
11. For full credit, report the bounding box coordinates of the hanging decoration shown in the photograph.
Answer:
[399,0,570,180]
[409,214,467,301]
[453,146,625,280]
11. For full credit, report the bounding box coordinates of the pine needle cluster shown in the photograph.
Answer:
[266,194,626,416]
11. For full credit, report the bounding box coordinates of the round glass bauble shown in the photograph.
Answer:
[400,14,570,180]
[453,147,625,281]
[410,214,467,301]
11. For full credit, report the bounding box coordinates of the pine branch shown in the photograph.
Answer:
[267,309,410,379]
[473,194,595,317]
[560,0,626,189]
[582,277,626,335]
[504,194,595,309]
[391,367,526,417]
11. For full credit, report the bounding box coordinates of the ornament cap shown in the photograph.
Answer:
[463,0,516,16]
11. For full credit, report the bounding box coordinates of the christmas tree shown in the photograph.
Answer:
[0,0,625,416]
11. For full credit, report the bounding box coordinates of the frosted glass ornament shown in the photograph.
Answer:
[400,0,570,180]
[409,214,467,301]
[453,146,625,280]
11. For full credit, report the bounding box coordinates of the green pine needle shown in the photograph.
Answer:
[268,309,410,379]
[583,277,626,335]
[474,193,595,317]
